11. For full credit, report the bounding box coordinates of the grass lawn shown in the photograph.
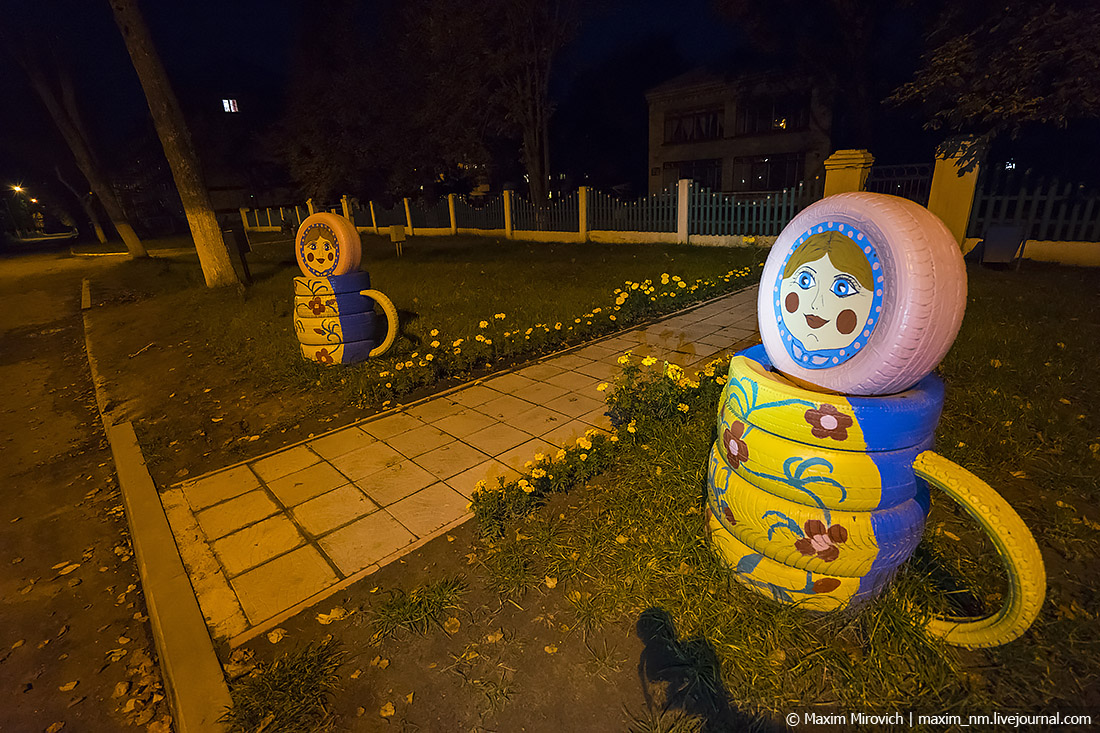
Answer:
[86,232,763,483]
[221,261,1098,731]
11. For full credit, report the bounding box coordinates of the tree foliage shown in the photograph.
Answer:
[890,0,1100,161]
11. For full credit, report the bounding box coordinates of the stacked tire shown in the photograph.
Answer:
[291,213,397,364]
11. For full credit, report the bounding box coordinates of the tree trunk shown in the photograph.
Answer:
[108,0,239,287]
[56,168,108,244]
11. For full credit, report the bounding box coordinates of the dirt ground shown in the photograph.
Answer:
[0,247,172,732]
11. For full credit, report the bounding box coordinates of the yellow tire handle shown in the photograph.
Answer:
[360,289,398,358]
[912,450,1046,649]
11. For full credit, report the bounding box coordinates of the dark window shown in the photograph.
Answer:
[664,158,722,190]
[734,93,809,135]
[731,153,804,191]
[663,107,724,144]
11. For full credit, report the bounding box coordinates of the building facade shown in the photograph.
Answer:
[645,70,832,194]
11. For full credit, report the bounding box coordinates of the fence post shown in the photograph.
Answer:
[448,194,457,235]
[823,149,875,197]
[578,186,589,241]
[306,198,315,215]
[926,136,983,246]
[503,190,514,239]
[369,202,378,234]
[677,179,690,244]
[403,198,414,236]
[340,194,351,221]
[238,207,250,232]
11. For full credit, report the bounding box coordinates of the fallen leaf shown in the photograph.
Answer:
[768,649,787,666]
[46,723,64,733]
[380,702,395,717]
[544,576,557,589]
[406,692,414,704]
[266,628,287,644]
[350,669,362,679]
[371,656,390,669]
[12,639,24,649]
[117,636,131,645]
[316,607,349,625]
[990,359,1002,368]
[486,631,504,643]
[59,681,78,692]
[544,645,558,654]
[446,535,455,542]
[443,617,461,634]
[356,707,365,717]
[52,562,68,570]
[148,716,172,733]
[1010,470,1028,479]
[59,564,80,575]
[113,681,129,698]
[943,531,961,541]
[615,535,628,544]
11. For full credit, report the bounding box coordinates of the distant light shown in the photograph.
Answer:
[222,98,239,113]
[1004,161,1016,170]
[11,185,24,193]
[30,198,38,203]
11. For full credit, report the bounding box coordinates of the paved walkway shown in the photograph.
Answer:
[162,287,760,644]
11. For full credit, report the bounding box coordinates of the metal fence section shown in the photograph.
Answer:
[588,186,677,232]
[968,169,1100,241]
[688,180,821,236]
[409,197,450,228]
[454,195,504,229]
[512,191,579,232]
[864,164,932,206]
[373,202,407,228]
[245,205,307,230]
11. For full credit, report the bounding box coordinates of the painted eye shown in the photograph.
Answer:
[831,278,857,297]
[797,271,815,289]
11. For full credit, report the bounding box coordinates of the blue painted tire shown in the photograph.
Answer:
[293,271,371,297]
[294,312,377,345]
[300,339,377,365]
[294,291,374,319]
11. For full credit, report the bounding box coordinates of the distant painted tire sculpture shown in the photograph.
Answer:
[706,192,1045,649]
[289,214,397,364]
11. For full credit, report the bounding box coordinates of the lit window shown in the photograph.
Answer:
[222,99,239,113]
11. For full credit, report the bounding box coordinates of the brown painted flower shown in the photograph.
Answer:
[308,296,327,316]
[804,404,853,441]
[812,577,841,594]
[723,422,749,469]
[795,520,848,562]
[723,505,737,526]
[314,348,335,365]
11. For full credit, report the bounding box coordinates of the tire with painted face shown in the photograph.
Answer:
[295,213,362,277]
[758,193,966,396]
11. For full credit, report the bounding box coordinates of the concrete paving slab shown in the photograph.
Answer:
[406,397,463,422]
[212,514,305,576]
[265,460,349,507]
[388,483,470,537]
[515,363,566,381]
[307,427,374,461]
[195,489,279,540]
[318,511,416,575]
[549,354,593,370]
[464,421,534,455]
[181,464,260,511]
[541,419,597,449]
[483,372,539,393]
[292,484,378,536]
[477,393,535,422]
[545,370,600,392]
[445,459,522,499]
[252,444,320,482]
[572,360,619,380]
[356,459,440,507]
[231,545,338,624]
[413,441,489,480]
[496,437,557,471]
[504,404,569,436]
[520,380,571,404]
[387,424,454,459]
[450,384,502,408]
[544,392,605,418]
[360,411,425,440]
[328,441,406,482]
[435,408,499,437]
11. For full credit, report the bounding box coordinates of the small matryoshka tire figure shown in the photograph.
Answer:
[758,192,966,396]
[295,213,362,277]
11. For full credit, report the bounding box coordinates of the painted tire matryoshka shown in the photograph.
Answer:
[758,193,966,396]
[295,213,362,277]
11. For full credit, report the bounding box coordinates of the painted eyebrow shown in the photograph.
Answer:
[797,265,817,274]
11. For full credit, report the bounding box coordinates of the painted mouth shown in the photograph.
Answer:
[805,314,828,329]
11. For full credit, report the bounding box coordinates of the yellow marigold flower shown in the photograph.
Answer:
[597,382,609,392]
[518,479,533,494]
[476,334,485,342]
[593,307,602,313]
[716,374,728,385]
[405,361,414,368]
[395,363,404,370]
[453,338,464,346]
[641,356,657,367]
[672,275,681,282]
[411,352,419,358]
[453,347,462,355]
[677,403,689,413]
[556,448,567,461]
[554,322,562,330]
[661,273,670,284]
[525,327,533,335]
[524,460,534,468]
[484,338,492,345]
[576,436,592,450]
[579,453,588,461]
[614,288,622,294]
[677,281,686,288]
[531,468,546,479]
[379,371,390,377]
[630,283,638,290]
[666,363,684,380]
[610,435,619,442]
[479,320,488,328]
[430,329,439,337]
[627,420,637,434]
[574,318,581,324]
[385,382,391,388]
[609,315,616,321]
[425,354,434,362]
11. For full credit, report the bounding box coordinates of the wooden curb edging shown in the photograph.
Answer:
[82,278,231,733]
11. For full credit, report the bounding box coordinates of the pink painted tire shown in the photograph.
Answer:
[295,213,361,277]
[758,193,966,396]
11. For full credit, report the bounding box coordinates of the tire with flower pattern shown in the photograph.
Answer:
[294,312,377,345]
[300,339,377,365]
[721,345,944,453]
[707,443,929,578]
[294,291,374,319]
[293,271,371,297]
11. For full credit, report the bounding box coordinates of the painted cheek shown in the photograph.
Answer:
[836,309,857,335]
[306,252,314,262]
[784,292,799,313]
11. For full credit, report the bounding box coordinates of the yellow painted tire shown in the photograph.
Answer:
[914,452,1046,649]
[294,312,377,345]
[360,289,398,358]
[725,345,944,453]
[293,272,371,297]
[718,405,928,511]
[295,213,361,277]
[708,443,928,578]
[300,340,376,365]
[706,507,897,612]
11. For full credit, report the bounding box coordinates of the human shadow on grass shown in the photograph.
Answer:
[636,607,783,732]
